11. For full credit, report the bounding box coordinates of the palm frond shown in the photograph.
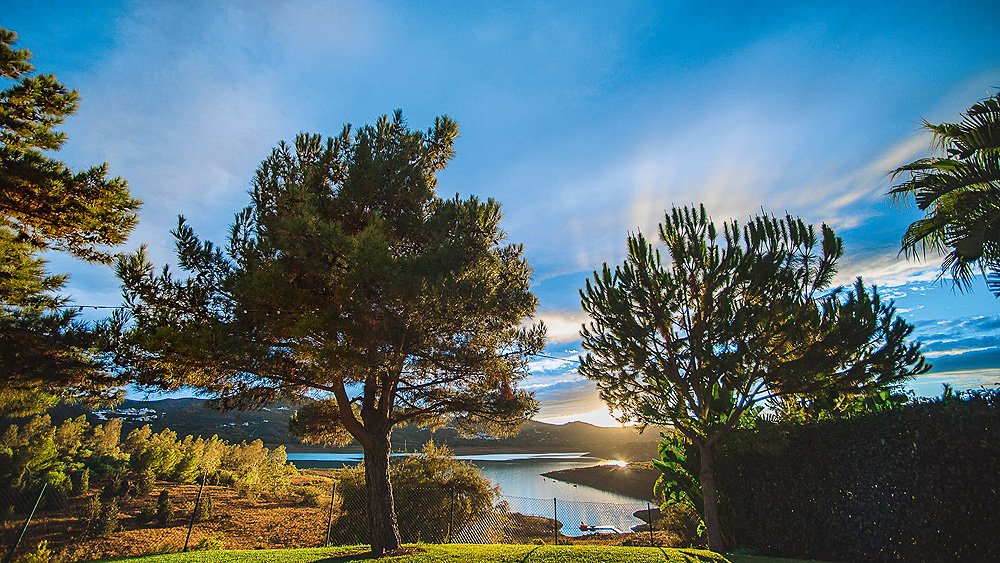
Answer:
[889,91,1000,293]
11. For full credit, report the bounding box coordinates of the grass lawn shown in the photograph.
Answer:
[101,544,824,563]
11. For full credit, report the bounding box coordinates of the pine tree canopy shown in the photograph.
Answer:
[0,27,139,262]
[581,204,926,436]
[0,27,140,416]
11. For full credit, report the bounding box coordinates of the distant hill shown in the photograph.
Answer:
[40,398,667,460]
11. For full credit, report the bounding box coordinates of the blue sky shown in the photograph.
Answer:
[7,0,1000,426]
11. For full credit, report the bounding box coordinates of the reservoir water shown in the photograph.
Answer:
[286,452,654,536]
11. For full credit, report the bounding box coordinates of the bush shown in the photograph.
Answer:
[100,475,127,500]
[71,469,89,497]
[96,499,120,536]
[81,496,101,530]
[709,389,1000,561]
[193,493,213,522]
[43,471,71,507]
[293,485,324,507]
[329,442,499,544]
[130,469,155,498]
[156,489,174,527]
[14,540,56,563]
[191,535,225,551]
[143,541,181,556]
[657,503,702,548]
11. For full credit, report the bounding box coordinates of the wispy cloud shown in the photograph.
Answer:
[527,356,579,374]
[531,310,589,344]
[909,369,1000,397]
[531,379,608,423]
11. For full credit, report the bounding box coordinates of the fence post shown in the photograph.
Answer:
[447,486,456,543]
[325,480,338,547]
[3,483,46,563]
[647,502,654,546]
[183,473,206,552]
[552,497,558,546]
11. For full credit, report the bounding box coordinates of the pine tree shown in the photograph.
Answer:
[113,111,543,555]
[0,27,140,416]
[580,204,927,552]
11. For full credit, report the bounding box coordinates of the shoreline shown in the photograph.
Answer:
[541,462,660,502]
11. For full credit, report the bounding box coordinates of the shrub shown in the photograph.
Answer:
[43,470,71,507]
[193,493,213,522]
[191,535,224,551]
[143,541,181,556]
[329,442,499,544]
[100,475,127,500]
[81,496,101,531]
[657,503,703,548]
[95,499,120,536]
[130,469,155,498]
[293,485,324,507]
[71,469,89,497]
[156,489,174,527]
[14,540,56,563]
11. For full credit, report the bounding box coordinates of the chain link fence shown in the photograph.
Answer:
[321,481,666,547]
[2,480,668,562]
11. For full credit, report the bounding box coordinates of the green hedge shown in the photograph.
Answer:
[713,391,999,561]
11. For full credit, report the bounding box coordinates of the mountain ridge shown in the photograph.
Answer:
[41,398,666,460]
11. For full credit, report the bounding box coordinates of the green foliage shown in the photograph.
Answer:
[653,433,702,515]
[330,442,500,544]
[156,489,174,527]
[71,467,89,496]
[581,205,925,437]
[292,484,324,507]
[0,414,297,506]
[193,493,213,523]
[711,389,1000,561]
[113,112,542,435]
[82,495,101,530]
[190,536,225,552]
[0,27,139,260]
[581,204,927,551]
[657,503,704,549]
[888,91,1000,294]
[131,469,156,498]
[95,498,120,536]
[0,27,139,417]
[13,540,56,563]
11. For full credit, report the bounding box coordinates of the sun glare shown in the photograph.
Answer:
[602,460,628,467]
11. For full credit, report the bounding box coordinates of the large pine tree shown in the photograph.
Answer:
[112,112,543,555]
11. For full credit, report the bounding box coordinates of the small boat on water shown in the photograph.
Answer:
[578,523,623,534]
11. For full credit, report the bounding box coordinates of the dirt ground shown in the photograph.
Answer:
[3,473,332,562]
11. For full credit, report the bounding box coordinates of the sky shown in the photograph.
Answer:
[6,0,1000,426]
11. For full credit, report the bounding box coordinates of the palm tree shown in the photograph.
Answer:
[888,91,1000,294]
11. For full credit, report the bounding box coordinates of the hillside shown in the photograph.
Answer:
[39,398,666,460]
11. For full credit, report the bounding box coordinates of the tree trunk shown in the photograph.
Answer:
[697,439,725,553]
[363,434,400,556]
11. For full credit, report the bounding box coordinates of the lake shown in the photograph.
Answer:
[286,452,655,536]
